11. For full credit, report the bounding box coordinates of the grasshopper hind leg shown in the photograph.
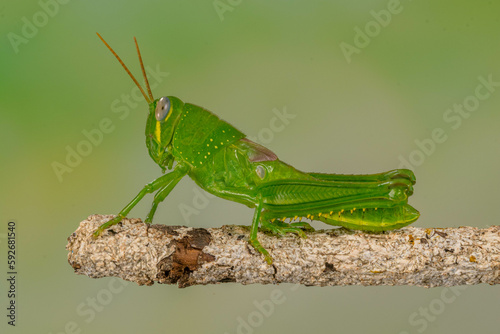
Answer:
[309,168,416,184]
[260,214,315,238]
[248,206,315,264]
[261,219,308,238]
[248,201,273,264]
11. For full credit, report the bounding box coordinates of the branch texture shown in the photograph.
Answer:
[66,215,500,288]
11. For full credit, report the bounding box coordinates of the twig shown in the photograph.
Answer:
[66,214,500,288]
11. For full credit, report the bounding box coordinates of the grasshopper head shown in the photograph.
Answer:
[145,96,184,170]
[97,33,182,172]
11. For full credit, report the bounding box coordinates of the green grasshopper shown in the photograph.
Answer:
[93,34,419,264]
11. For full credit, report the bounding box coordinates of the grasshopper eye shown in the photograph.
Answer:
[155,96,171,121]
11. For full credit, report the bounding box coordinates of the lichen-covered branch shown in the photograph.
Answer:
[66,215,500,288]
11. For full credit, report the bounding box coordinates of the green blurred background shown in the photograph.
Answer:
[1,0,500,333]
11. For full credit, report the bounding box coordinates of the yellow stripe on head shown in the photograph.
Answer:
[155,121,162,143]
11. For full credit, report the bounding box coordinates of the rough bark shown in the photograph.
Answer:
[66,214,500,288]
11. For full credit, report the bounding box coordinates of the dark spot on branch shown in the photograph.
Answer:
[152,224,185,236]
[69,260,81,271]
[220,277,236,283]
[324,262,336,272]
[187,228,213,249]
[246,244,254,255]
[156,228,215,288]
[435,231,448,238]
[272,264,278,281]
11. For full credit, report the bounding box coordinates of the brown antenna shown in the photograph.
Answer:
[134,37,154,102]
[96,32,151,104]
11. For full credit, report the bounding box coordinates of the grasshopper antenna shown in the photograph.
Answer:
[134,37,154,102]
[96,32,151,104]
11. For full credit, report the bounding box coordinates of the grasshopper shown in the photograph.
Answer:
[93,34,419,264]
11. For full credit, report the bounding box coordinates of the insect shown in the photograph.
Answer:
[92,33,419,264]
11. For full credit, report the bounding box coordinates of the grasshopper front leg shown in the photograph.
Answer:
[93,164,188,238]
[144,174,184,223]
